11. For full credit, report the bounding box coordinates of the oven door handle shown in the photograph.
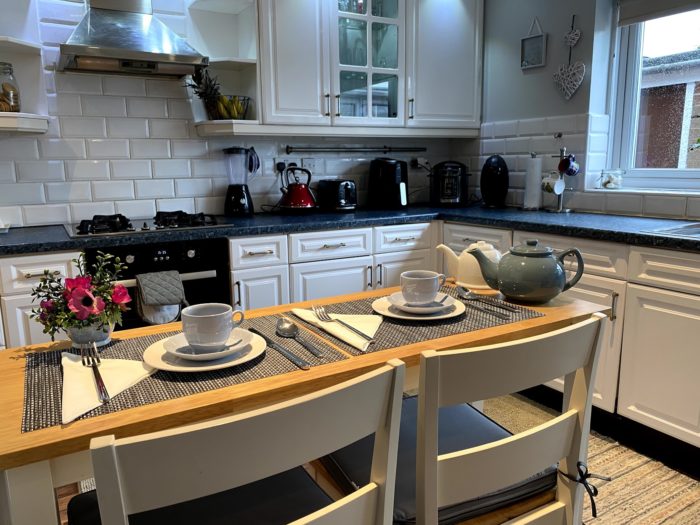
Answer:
[115,270,217,288]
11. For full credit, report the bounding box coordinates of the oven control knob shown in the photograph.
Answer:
[187,249,196,258]
[125,255,135,264]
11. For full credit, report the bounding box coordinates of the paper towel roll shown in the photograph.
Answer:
[523,156,543,210]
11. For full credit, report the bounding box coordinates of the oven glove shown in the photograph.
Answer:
[136,271,189,325]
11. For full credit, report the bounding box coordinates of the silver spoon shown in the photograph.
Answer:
[276,317,323,358]
[456,286,519,312]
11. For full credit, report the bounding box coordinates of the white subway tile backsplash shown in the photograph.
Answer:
[192,159,226,178]
[39,138,86,159]
[588,114,610,134]
[146,79,188,99]
[643,195,687,218]
[111,160,152,179]
[106,118,149,139]
[167,99,193,119]
[605,193,643,215]
[71,201,116,218]
[135,179,175,199]
[60,116,106,138]
[156,198,195,213]
[86,139,130,159]
[504,137,530,154]
[130,139,170,159]
[46,181,92,202]
[16,160,65,182]
[55,94,82,116]
[92,181,135,200]
[175,178,211,197]
[22,204,71,225]
[171,140,208,158]
[66,160,110,180]
[545,115,578,134]
[153,159,191,179]
[493,120,518,137]
[102,76,147,97]
[0,183,45,205]
[211,177,228,194]
[517,118,546,136]
[115,199,157,219]
[82,95,127,117]
[56,73,102,94]
[0,139,39,160]
[0,161,15,182]
[127,97,168,118]
[0,206,24,227]
[588,133,608,153]
[149,119,189,139]
[479,122,494,139]
[686,198,700,219]
[195,196,224,214]
[566,191,605,212]
[480,139,505,155]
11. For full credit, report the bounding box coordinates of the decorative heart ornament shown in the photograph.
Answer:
[564,28,581,47]
[553,61,585,100]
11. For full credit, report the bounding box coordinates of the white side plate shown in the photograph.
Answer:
[371,296,466,321]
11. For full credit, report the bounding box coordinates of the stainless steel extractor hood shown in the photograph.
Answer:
[58,0,208,77]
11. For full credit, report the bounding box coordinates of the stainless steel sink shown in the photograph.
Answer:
[649,223,700,239]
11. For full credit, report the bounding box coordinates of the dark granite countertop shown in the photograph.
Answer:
[0,206,698,256]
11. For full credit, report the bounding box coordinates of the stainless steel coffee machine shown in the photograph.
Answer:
[224,147,259,216]
[430,161,469,206]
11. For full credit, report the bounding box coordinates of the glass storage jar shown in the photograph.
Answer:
[0,62,21,112]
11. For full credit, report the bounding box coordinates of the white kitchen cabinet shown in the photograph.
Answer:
[231,266,289,311]
[373,222,434,253]
[229,234,288,269]
[618,284,700,446]
[289,228,372,263]
[405,0,482,128]
[1,294,66,348]
[290,255,373,302]
[441,222,512,277]
[373,249,432,288]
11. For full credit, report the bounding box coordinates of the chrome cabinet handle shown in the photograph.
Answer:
[334,94,341,117]
[408,98,415,119]
[393,236,416,242]
[24,270,60,279]
[367,265,373,288]
[610,291,619,321]
[461,237,476,244]
[234,281,242,306]
[246,249,274,256]
[377,263,383,286]
[322,242,346,249]
[324,93,331,116]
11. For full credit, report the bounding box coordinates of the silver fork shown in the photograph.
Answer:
[81,342,110,404]
[311,305,376,345]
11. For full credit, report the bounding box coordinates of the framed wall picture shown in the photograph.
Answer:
[521,18,547,70]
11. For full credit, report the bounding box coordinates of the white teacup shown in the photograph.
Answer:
[400,270,446,305]
[181,303,244,353]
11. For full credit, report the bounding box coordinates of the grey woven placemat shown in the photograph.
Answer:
[22,315,347,433]
[286,286,543,356]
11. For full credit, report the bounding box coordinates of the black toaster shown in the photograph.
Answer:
[317,179,357,211]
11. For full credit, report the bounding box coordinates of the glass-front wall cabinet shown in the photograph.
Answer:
[334,0,404,125]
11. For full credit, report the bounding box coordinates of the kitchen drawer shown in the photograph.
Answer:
[289,228,372,263]
[229,235,288,269]
[443,223,512,253]
[373,223,434,253]
[513,231,628,279]
[0,251,80,295]
[629,247,700,296]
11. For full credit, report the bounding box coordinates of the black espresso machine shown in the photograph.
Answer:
[429,160,469,206]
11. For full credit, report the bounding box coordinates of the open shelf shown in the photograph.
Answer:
[0,112,49,133]
[0,36,41,54]
[209,57,257,71]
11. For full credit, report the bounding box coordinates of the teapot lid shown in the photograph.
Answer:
[510,239,553,257]
[467,240,496,252]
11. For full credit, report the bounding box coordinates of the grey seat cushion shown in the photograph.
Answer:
[68,466,333,525]
[321,396,557,525]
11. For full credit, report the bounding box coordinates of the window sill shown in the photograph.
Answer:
[586,188,700,197]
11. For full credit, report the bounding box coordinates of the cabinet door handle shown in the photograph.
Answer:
[245,249,274,256]
[24,270,60,279]
[334,94,341,117]
[322,242,346,249]
[367,265,373,288]
[393,236,416,242]
[408,98,415,119]
[234,281,242,306]
[324,93,331,116]
[610,290,619,321]
[461,237,476,244]
[377,263,383,286]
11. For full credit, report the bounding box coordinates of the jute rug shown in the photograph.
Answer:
[483,395,700,524]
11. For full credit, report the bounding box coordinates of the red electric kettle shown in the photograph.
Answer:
[278,165,317,211]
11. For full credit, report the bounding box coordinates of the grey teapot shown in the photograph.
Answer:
[467,239,584,304]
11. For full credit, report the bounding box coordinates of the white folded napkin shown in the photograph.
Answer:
[61,352,155,424]
[291,308,382,352]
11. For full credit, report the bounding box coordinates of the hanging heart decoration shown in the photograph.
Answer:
[553,61,585,100]
[564,28,581,47]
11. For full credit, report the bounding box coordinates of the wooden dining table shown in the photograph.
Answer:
[0,286,608,525]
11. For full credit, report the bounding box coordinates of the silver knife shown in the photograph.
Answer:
[249,328,311,370]
[462,301,511,320]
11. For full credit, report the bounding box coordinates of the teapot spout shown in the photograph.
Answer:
[436,244,459,279]
[466,248,500,290]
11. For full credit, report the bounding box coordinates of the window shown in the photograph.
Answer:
[611,8,700,191]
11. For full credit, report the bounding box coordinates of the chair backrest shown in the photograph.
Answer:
[90,359,405,525]
[416,313,605,525]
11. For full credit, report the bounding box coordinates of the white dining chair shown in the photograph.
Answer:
[321,313,606,525]
[68,359,405,525]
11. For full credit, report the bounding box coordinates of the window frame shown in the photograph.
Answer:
[610,20,700,192]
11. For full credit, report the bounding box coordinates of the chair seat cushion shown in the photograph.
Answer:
[321,396,556,525]
[68,466,333,525]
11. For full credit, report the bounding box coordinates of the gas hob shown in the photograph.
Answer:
[64,212,218,238]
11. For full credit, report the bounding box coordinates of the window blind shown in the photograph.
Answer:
[617,0,700,26]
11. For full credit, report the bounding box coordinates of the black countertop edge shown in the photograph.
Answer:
[0,206,698,256]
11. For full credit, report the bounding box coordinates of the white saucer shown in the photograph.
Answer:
[143,329,266,372]
[371,296,466,321]
[163,331,246,362]
[387,292,455,314]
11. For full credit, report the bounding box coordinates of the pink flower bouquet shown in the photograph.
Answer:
[31,252,131,340]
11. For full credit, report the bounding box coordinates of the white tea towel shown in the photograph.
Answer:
[61,352,155,424]
[291,308,382,352]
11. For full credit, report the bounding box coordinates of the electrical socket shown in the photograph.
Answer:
[301,157,323,173]
[273,157,300,175]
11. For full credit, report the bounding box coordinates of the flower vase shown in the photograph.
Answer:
[66,323,113,349]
